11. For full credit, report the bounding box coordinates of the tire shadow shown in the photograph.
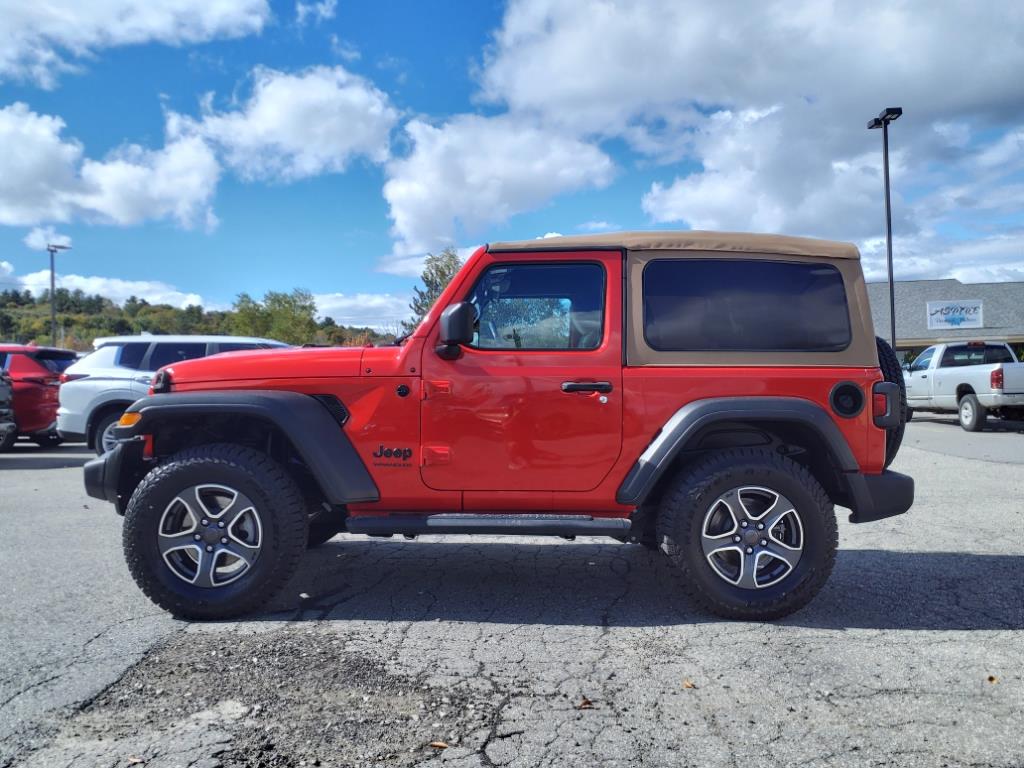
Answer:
[0,442,92,470]
[254,539,1023,631]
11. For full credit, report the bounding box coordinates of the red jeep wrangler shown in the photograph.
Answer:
[85,232,913,621]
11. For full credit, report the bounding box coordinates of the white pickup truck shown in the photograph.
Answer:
[904,341,1024,431]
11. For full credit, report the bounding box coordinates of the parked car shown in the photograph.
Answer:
[0,369,15,450]
[903,341,1024,431]
[57,335,289,454]
[0,344,78,450]
[86,231,913,622]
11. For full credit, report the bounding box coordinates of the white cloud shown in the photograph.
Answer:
[296,0,336,26]
[12,268,204,307]
[0,0,270,88]
[860,233,1024,284]
[314,291,410,329]
[0,103,83,225]
[578,220,615,232]
[539,232,562,239]
[477,0,1024,281]
[169,65,398,182]
[383,114,613,259]
[480,1,1024,136]
[76,135,220,228]
[330,35,361,62]
[23,226,72,251]
[0,102,220,229]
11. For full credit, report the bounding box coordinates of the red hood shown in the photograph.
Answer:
[164,346,365,384]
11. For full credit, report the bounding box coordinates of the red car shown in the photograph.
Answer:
[0,344,79,449]
[86,231,913,621]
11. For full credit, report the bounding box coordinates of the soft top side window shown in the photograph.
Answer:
[642,259,851,352]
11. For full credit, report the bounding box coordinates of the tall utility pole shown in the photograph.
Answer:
[867,107,902,350]
[45,243,70,347]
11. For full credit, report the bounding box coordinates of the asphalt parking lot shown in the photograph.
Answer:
[1,419,1022,768]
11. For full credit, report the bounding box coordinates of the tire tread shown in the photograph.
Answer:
[657,447,837,621]
[123,443,307,619]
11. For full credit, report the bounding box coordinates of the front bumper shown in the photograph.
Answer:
[846,470,914,524]
[84,442,124,505]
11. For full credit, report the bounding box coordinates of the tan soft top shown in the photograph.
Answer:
[489,230,860,260]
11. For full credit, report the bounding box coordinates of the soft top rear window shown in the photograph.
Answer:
[642,259,852,352]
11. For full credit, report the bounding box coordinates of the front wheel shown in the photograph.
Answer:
[657,448,837,621]
[123,444,308,619]
[958,394,987,432]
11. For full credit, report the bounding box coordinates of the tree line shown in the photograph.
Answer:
[0,247,463,350]
[0,288,392,349]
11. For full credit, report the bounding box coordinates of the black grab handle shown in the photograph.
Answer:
[561,381,613,393]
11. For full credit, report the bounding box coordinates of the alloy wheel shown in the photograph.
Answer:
[700,486,804,589]
[157,484,263,588]
[100,422,120,454]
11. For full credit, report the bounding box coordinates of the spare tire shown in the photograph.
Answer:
[875,336,907,468]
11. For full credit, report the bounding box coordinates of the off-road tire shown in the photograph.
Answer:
[958,393,987,432]
[875,336,907,468]
[123,443,308,619]
[656,448,837,621]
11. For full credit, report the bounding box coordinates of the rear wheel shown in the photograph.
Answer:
[958,394,987,432]
[657,448,837,621]
[875,337,907,468]
[123,444,308,619]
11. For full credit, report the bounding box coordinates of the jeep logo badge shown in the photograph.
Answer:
[372,445,414,466]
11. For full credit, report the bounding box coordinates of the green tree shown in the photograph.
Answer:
[402,247,462,333]
[231,289,318,345]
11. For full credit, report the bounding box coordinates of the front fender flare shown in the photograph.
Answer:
[117,390,379,505]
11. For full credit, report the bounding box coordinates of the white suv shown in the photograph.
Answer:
[57,335,288,454]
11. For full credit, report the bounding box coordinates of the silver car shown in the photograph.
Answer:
[57,335,288,454]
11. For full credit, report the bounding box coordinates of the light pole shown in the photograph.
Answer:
[45,243,70,347]
[867,106,902,350]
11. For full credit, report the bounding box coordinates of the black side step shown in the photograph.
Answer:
[345,513,632,537]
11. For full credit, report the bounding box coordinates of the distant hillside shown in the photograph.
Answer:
[0,288,395,350]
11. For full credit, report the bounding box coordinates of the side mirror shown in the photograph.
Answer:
[436,302,475,359]
[901,362,911,372]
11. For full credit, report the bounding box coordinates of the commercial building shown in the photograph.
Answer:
[867,278,1024,358]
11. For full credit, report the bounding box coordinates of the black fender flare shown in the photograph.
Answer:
[616,397,858,506]
[117,390,379,505]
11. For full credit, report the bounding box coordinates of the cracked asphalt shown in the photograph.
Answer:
[1,420,1022,768]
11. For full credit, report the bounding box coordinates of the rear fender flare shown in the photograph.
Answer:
[118,390,379,505]
[616,397,857,506]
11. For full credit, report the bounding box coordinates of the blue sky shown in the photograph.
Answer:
[1,1,1022,328]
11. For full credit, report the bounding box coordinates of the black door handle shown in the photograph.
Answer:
[561,381,613,393]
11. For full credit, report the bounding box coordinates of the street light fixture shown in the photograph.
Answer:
[867,106,902,350]
[45,243,71,347]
